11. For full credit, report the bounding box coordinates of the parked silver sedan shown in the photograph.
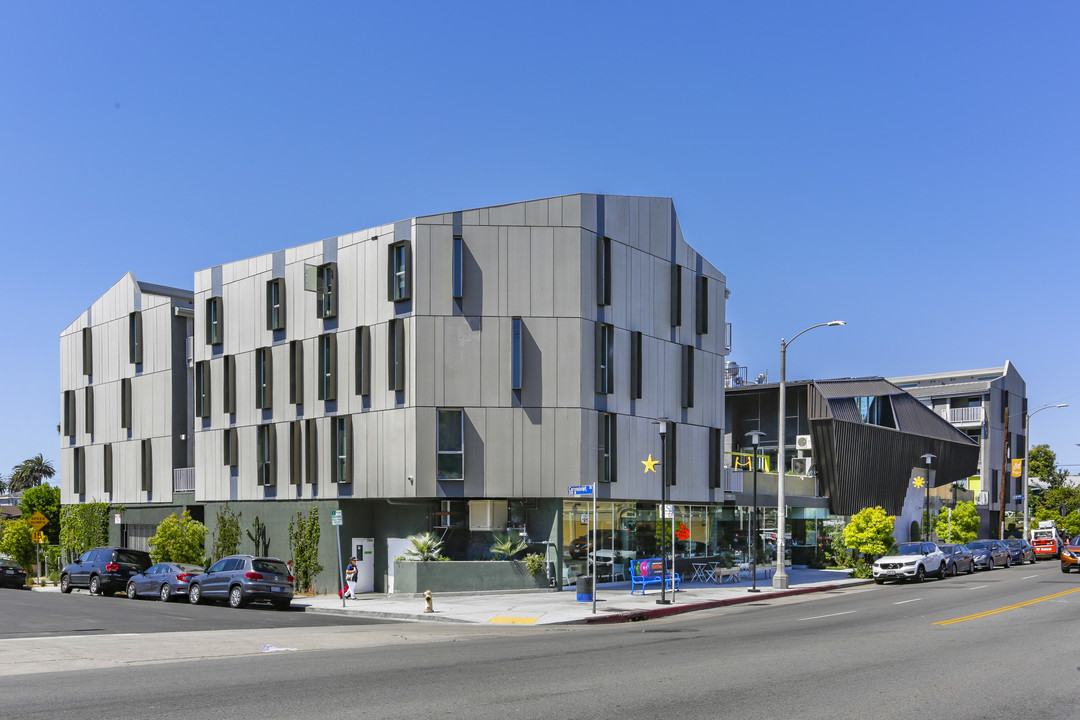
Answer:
[126,562,204,601]
[937,543,976,575]
[967,539,1011,570]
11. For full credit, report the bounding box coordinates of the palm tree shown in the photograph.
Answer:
[402,532,445,561]
[9,455,55,492]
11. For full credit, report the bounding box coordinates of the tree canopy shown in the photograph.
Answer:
[1028,444,1069,489]
[18,484,61,544]
[0,519,35,571]
[9,455,55,493]
[147,511,207,564]
[934,501,980,544]
[843,507,895,558]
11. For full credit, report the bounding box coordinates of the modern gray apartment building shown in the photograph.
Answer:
[61,194,733,591]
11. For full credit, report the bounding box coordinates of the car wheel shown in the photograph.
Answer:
[89,575,101,595]
[874,578,885,584]
[126,582,137,599]
[189,583,202,605]
[1062,565,1070,573]
[273,600,291,611]
[938,563,947,579]
[967,561,975,575]
[60,575,72,593]
[1004,556,1011,568]
[228,585,246,609]
[914,566,925,583]
[160,584,172,602]
[949,562,958,577]
[987,559,994,571]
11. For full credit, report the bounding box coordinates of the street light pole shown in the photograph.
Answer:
[655,418,671,605]
[746,431,765,593]
[774,320,845,590]
[1022,403,1068,541]
[921,453,936,541]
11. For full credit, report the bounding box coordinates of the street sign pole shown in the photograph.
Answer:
[592,485,597,615]
[331,509,344,607]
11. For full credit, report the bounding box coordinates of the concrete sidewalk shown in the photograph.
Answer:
[296,567,868,625]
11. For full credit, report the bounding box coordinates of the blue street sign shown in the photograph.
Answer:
[1013,495,1024,501]
[567,485,594,496]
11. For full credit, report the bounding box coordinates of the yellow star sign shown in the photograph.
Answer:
[642,454,659,473]
[912,476,925,489]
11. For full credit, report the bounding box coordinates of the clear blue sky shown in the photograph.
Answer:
[3,3,1078,481]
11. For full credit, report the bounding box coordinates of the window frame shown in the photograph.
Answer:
[597,235,612,306]
[289,340,304,405]
[387,319,405,392]
[598,412,617,483]
[436,409,464,481]
[681,344,694,409]
[595,322,614,395]
[331,415,352,484]
[120,378,132,430]
[630,330,643,400]
[222,355,236,414]
[355,326,371,397]
[266,278,286,331]
[82,326,93,376]
[255,347,273,410]
[695,275,708,335]
[511,317,523,391]
[103,443,113,494]
[389,241,412,302]
[195,360,211,418]
[452,235,464,300]
[128,311,143,364]
[223,427,238,468]
[206,296,223,346]
[140,438,152,492]
[318,333,337,402]
[289,421,303,486]
[257,424,276,487]
[316,263,338,319]
[670,265,682,327]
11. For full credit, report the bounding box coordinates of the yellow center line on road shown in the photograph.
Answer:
[934,587,1080,626]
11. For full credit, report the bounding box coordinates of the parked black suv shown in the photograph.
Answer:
[60,547,152,596]
[187,555,293,610]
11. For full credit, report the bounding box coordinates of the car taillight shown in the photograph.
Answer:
[245,572,263,580]
[175,573,192,583]
[105,564,120,572]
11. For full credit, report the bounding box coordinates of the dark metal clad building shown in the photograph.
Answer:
[727,377,980,516]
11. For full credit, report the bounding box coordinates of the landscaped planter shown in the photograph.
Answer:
[393,560,548,594]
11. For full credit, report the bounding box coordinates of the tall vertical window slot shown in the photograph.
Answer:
[598,412,617,483]
[120,378,132,430]
[331,416,352,483]
[388,319,405,392]
[595,323,614,394]
[195,361,211,418]
[664,423,678,486]
[289,421,303,485]
[355,326,371,396]
[84,386,95,435]
[437,409,464,480]
[103,444,113,493]
[128,311,143,364]
[82,327,93,376]
[695,275,708,335]
[266,278,286,331]
[257,424,275,486]
[206,297,223,346]
[318,333,337,401]
[709,428,722,488]
[223,428,238,468]
[670,265,682,327]
[73,447,86,495]
[305,419,318,484]
[597,235,612,306]
[316,263,337,319]
[255,347,273,409]
[389,241,411,302]
[681,345,694,408]
[452,235,464,300]
[289,340,304,405]
[630,331,643,400]
[222,355,236,414]
[63,390,76,438]
[141,439,153,492]
[511,317,523,391]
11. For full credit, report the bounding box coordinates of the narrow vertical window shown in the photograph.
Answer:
[73,447,86,495]
[316,263,337,319]
[597,235,611,306]
[206,297,223,346]
[670,265,682,327]
[355,326,371,397]
[103,444,113,494]
[318,333,337,401]
[120,378,132,430]
[630,331,643,400]
[289,341,304,405]
[598,412,617,483]
[222,355,236,414]
[129,311,143,364]
[82,327,93,376]
[266,278,286,331]
[681,345,694,408]
[709,428,722,488]
[664,423,677,487]
[85,386,95,435]
[63,390,76,438]
[141,439,152,492]
[331,415,352,483]
[305,418,319,484]
[437,409,464,480]
[290,421,303,485]
[452,235,463,300]
[257,424,276,486]
[195,361,211,418]
[511,317,523,391]
[389,241,411,302]
[595,323,613,395]
[223,428,238,468]
[695,276,708,335]
[388,319,405,392]
[255,347,273,410]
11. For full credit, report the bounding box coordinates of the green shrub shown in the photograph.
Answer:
[523,553,545,576]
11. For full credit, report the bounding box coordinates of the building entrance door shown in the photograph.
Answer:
[350,537,375,593]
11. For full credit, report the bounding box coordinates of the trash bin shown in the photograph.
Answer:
[576,575,593,602]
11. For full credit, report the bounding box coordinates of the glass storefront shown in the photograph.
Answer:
[560,500,830,585]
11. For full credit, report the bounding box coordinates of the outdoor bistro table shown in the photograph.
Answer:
[691,563,709,583]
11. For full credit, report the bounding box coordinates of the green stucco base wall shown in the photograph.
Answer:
[392,560,549,594]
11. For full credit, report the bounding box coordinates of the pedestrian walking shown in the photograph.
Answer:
[286,559,294,582]
[344,557,358,599]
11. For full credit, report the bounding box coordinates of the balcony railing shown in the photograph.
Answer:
[938,406,985,425]
[173,467,195,493]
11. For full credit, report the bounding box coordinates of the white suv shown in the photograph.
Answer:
[872,542,947,584]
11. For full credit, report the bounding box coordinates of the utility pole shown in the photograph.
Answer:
[999,407,1010,539]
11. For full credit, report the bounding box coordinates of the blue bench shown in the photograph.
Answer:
[630,558,681,595]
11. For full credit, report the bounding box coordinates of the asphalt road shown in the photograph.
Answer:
[6,561,1078,720]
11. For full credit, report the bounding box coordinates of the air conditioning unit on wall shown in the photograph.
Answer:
[790,457,812,476]
[796,435,813,451]
[469,500,508,531]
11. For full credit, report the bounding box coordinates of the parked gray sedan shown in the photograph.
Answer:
[126,562,204,601]
[937,543,976,575]
[188,555,293,610]
[967,539,1011,570]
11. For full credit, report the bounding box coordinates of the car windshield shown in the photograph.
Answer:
[885,544,924,556]
[967,540,993,550]
[253,559,288,575]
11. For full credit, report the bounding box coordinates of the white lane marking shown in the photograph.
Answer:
[894,598,922,605]
[1022,575,1039,580]
[798,611,855,622]
[969,585,989,590]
